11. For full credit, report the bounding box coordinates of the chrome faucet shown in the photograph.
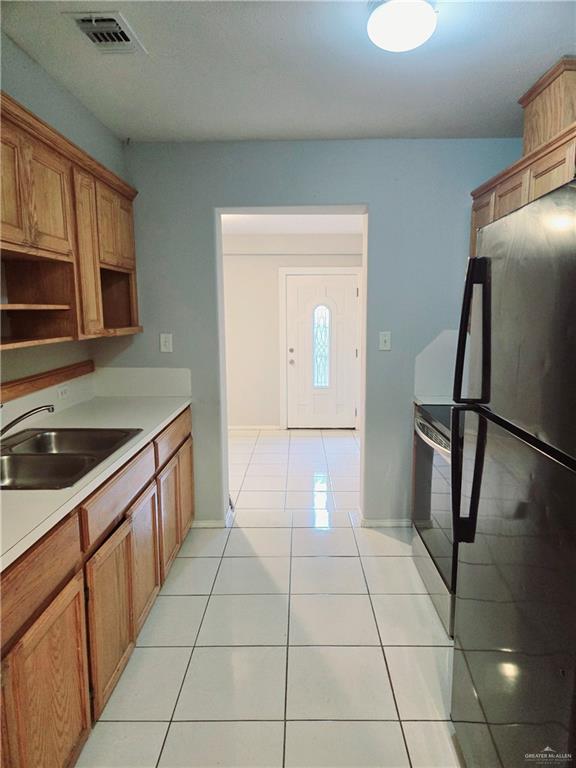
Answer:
[1,405,55,438]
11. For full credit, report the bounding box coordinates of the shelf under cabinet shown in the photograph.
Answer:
[0,303,72,311]
[0,335,75,351]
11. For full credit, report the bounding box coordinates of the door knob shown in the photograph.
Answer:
[289,359,295,365]
[289,347,294,353]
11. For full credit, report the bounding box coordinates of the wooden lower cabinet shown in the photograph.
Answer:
[178,437,195,539]
[85,520,134,720]
[157,454,181,582]
[1,571,91,768]
[129,483,161,635]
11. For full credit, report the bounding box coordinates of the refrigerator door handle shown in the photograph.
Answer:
[453,257,491,403]
[451,406,487,544]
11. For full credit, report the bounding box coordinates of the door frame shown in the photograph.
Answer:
[278,266,363,430]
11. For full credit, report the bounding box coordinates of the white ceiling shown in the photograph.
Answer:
[221,213,365,235]
[2,1,575,142]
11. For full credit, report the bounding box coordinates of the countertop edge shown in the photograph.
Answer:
[0,397,191,572]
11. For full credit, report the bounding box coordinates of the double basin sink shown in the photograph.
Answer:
[1,428,142,490]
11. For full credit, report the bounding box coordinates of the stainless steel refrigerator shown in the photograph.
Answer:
[450,180,576,767]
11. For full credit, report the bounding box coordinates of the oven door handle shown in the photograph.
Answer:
[414,420,451,464]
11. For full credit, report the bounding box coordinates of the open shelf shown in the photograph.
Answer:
[1,255,78,349]
[0,303,71,311]
[1,336,75,351]
[100,267,138,330]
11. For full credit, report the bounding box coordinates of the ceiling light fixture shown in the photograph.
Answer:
[367,0,438,53]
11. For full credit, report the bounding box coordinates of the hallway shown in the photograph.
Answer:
[77,430,461,767]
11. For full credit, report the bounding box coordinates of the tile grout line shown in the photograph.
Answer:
[335,428,414,768]
[352,525,415,768]
[282,428,293,768]
[231,428,261,506]
[154,498,236,768]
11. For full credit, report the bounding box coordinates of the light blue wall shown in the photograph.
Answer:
[102,137,522,521]
[1,32,129,382]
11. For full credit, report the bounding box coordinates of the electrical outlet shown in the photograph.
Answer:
[56,384,70,400]
[160,333,173,353]
[379,331,392,351]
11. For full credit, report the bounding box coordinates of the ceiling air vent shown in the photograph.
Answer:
[70,12,146,54]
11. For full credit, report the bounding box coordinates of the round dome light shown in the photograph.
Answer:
[367,0,437,53]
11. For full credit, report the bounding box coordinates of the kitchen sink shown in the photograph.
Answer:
[4,428,141,456]
[0,454,100,490]
[0,428,142,490]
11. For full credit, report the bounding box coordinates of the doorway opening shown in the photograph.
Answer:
[217,206,368,520]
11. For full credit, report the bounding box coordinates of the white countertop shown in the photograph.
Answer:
[0,396,191,571]
[414,396,455,406]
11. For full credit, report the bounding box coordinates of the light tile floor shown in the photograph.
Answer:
[77,429,464,768]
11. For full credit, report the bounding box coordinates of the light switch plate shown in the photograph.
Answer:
[379,331,392,351]
[160,333,173,353]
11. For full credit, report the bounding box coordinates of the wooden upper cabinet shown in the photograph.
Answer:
[26,137,75,258]
[178,437,195,539]
[520,58,576,155]
[1,121,28,247]
[117,195,136,268]
[492,169,530,221]
[73,168,104,336]
[157,454,181,582]
[85,520,134,720]
[129,483,161,635]
[528,139,576,202]
[1,572,91,768]
[96,181,135,269]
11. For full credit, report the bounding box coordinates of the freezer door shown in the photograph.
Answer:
[451,409,576,767]
[454,181,576,459]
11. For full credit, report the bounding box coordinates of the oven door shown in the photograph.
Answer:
[412,413,457,635]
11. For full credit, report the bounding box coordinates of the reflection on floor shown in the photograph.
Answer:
[77,429,463,768]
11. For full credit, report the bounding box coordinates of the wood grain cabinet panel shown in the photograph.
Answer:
[80,444,155,551]
[0,514,82,655]
[528,140,576,201]
[178,437,195,539]
[493,170,530,220]
[117,195,136,268]
[154,408,193,469]
[96,181,136,269]
[27,137,75,258]
[1,121,28,247]
[1,571,91,768]
[73,168,104,336]
[129,483,161,635]
[157,455,181,582]
[85,520,134,719]
[469,190,494,256]
[95,181,117,266]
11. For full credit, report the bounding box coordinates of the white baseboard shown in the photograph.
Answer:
[192,518,228,528]
[361,518,413,528]
[228,425,282,431]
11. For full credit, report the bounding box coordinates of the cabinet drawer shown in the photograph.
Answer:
[154,408,192,469]
[0,513,82,654]
[80,444,155,551]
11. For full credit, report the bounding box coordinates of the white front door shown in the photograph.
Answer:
[286,273,359,428]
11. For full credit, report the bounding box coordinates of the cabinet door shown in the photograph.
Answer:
[157,455,181,582]
[469,190,494,257]
[1,122,28,247]
[1,572,91,768]
[129,483,161,635]
[86,519,134,719]
[178,437,195,539]
[493,169,530,220]
[95,181,118,266]
[528,140,576,201]
[73,168,104,336]
[117,195,136,268]
[27,137,74,257]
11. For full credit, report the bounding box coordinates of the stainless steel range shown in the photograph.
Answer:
[412,402,455,636]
